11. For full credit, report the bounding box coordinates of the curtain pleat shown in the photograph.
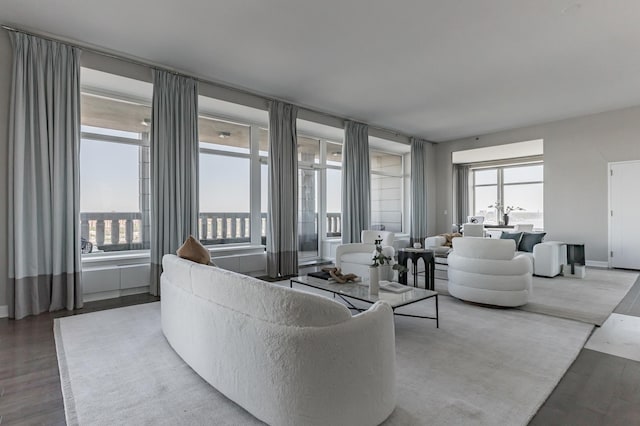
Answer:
[341,121,370,243]
[7,32,83,319]
[410,138,429,243]
[454,164,470,226]
[266,101,298,278]
[150,70,199,295]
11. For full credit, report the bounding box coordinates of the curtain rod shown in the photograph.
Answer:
[2,24,415,145]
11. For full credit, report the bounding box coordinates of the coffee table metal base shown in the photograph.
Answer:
[289,277,439,328]
[336,293,439,327]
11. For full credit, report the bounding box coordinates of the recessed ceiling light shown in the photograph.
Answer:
[218,131,231,138]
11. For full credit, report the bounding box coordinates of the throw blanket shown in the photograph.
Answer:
[439,233,462,247]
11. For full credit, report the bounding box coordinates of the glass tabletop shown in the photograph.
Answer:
[290,276,438,309]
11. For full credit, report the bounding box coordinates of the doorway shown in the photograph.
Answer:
[609,161,640,269]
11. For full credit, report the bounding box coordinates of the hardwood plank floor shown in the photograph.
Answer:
[2,276,640,425]
[0,294,158,426]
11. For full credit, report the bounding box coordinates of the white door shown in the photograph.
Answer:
[610,161,640,269]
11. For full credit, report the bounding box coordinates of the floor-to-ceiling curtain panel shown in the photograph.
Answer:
[454,164,470,226]
[150,70,199,295]
[7,32,82,319]
[267,101,298,278]
[410,138,429,243]
[342,121,370,244]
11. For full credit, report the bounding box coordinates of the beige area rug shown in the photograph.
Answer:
[55,296,592,426]
[432,268,638,326]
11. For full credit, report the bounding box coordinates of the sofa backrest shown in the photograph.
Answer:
[361,230,394,246]
[162,255,352,327]
[452,237,516,261]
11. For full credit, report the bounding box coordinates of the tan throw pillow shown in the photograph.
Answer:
[176,235,211,265]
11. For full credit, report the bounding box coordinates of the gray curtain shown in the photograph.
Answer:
[410,138,429,243]
[342,121,370,243]
[7,32,82,319]
[454,164,470,226]
[150,70,199,295]
[267,101,298,278]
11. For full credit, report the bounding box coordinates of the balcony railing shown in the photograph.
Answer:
[80,212,145,252]
[81,211,343,252]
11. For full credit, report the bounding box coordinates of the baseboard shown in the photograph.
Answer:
[586,260,609,268]
[0,305,7,318]
[83,286,150,303]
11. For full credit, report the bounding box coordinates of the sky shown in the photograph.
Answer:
[80,139,342,215]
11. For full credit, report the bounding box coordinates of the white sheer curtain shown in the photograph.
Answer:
[341,121,370,244]
[7,31,83,319]
[150,70,199,295]
[267,101,299,278]
[411,137,429,243]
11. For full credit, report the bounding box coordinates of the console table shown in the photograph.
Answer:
[397,249,435,291]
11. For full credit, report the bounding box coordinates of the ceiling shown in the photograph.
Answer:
[4,0,640,142]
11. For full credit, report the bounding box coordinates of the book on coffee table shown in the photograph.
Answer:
[379,281,412,293]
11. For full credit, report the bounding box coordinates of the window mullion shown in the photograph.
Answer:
[249,125,262,246]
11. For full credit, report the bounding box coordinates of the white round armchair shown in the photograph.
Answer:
[448,237,533,307]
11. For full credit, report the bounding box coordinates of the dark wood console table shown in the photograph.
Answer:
[398,249,435,291]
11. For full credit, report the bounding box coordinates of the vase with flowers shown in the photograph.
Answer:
[370,236,408,295]
[488,202,524,226]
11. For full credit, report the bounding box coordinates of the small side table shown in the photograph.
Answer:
[397,249,435,291]
[566,243,586,274]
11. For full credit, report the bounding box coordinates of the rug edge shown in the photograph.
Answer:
[522,322,595,425]
[54,318,80,426]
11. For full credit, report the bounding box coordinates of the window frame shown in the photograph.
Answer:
[471,159,544,227]
[197,112,265,247]
[369,148,405,233]
[79,90,151,256]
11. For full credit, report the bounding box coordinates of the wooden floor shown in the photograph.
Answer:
[531,274,640,425]
[0,294,159,426]
[1,275,640,425]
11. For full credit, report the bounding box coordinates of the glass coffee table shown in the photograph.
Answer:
[290,276,439,327]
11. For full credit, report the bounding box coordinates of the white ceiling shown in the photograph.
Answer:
[4,0,640,142]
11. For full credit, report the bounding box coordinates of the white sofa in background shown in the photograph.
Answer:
[161,254,396,426]
[448,238,533,307]
[425,233,565,277]
[335,230,395,280]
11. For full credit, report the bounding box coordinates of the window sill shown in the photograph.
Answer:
[82,250,150,266]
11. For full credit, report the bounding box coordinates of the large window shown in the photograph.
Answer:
[80,79,152,252]
[472,163,544,228]
[370,150,403,232]
[198,117,251,244]
[296,134,343,260]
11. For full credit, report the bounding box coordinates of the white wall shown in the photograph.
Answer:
[435,105,640,263]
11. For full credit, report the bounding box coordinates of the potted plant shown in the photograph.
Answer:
[370,237,408,295]
[488,202,524,226]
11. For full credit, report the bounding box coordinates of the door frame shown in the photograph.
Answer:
[608,160,640,268]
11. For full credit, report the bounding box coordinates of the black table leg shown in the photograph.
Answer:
[436,294,439,328]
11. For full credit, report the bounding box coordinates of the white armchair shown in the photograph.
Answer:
[335,231,395,280]
[448,237,533,307]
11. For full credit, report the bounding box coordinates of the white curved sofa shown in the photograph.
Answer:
[161,254,396,426]
[448,238,533,307]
